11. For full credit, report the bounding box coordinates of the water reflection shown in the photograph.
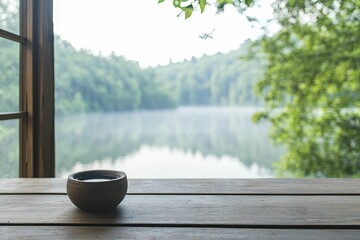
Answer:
[56,107,285,177]
[60,145,273,178]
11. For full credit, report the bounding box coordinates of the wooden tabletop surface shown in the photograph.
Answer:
[0,178,359,239]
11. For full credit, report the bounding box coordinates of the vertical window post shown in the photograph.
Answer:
[20,0,55,177]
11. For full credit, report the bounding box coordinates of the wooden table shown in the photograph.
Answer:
[0,179,359,239]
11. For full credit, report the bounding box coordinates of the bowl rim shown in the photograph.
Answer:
[68,170,126,183]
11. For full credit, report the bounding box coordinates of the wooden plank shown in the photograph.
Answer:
[0,112,26,121]
[128,178,360,195]
[0,195,359,227]
[0,178,63,194]
[0,227,359,240]
[0,29,26,43]
[1,179,360,195]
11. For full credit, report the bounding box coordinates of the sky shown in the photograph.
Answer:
[53,0,275,67]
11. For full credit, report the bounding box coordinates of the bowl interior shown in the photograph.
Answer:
[71,170,125,182]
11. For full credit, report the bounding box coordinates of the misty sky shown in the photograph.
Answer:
[53,0,275,67]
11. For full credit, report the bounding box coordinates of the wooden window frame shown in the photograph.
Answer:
[0,0,55,177]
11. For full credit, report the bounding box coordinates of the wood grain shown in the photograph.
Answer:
[0,195,359,227]
[1,178,360,195]
[20,0,34,178]
[32,0,55,177]
[19,0,55,177]
[0,226,359,240]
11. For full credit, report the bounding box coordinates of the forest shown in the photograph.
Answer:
[54,37,264,115]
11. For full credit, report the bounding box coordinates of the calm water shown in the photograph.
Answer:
[56,107,285,178]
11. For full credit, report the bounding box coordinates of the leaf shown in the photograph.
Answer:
[252,111,269,122]
[246,16,258,22]
[244,0,252,7]
[218,0,233,4]
[158,0,165,3]
[184,4,193,19]
[199,0,206,13]
[173,0,181,8]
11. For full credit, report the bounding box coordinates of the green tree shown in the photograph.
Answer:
[169,0,360,177]
[54,37,177,115]
[139,69,178,109]
[154,43,264,107]
[253,0,360,177]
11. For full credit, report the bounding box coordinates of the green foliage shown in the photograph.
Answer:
[55,39,263,113]
[255,0,360,177]
[139,69,178,109]
[0,1,19,112]
[158,0,255,19]
[154,41,264,106]
[0,38,19,112]
[55,37,266,114]
[54,37,178,115]
[184,4,194,19]
[164,0,360,177]
[199,0,206,13]
[0,0,19,33]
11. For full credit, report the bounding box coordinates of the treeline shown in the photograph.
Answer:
[55,37,177,115]
[55,38,264,115]
[154,41,265,106]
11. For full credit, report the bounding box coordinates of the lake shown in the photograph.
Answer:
[56,107,285,178]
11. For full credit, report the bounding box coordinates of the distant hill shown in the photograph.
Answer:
[54,38,265,115]
[54,37,177,115]
[153,41,265,107]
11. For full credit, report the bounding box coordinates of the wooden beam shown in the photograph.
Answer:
[0,29,26,44]
[20,0,34,177]
[0,112,26,121]
[32,0,55,177]
[19,0,55,177]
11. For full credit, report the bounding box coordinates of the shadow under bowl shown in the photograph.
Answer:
[67,170,127,212]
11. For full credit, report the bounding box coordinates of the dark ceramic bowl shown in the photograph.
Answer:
[67,170,127,212]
